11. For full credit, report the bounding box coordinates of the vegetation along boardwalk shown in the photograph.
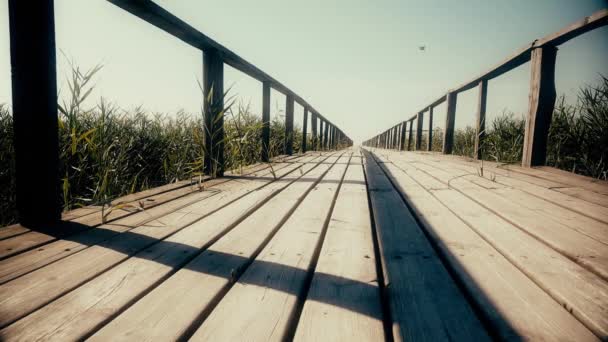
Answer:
[2,1,607,341]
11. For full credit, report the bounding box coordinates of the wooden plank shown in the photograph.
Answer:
[191,154,351,341]
[442,92,457,154]
[434,152,608,207]
[0,154,338,341]
[511,166,608,196]
[555,187,608,208]
[294,157,385,342]
[373,151,599,341]
[522,45,557,167]
[362,150,490,341]
[474,80,487,160]
[0,155,327,328]
[9,0,61,225]
[0,162,268,261]
[0,160,299,285]
[404,154,608,242]
[393,155,608,281]
[0,224,29,241]
[87,154,342,341]
[420,154,608,224]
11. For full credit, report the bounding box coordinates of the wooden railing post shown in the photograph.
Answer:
[385,130,389,149]
[474,79,487,160]
[319,120,324,150]
[442,91,457,154]
[427,106,434,151]
[261,81,271,162]
[333,127,337,149]
[407,120,414,150]
[522,45,558,167]
[284,94,294,155]
[203,48,225,176]
[311,112,317,151]
[9,0,61,225]
[323,122,329,150]
[399,122,407,150]
[301,107,308,153]
[415,111,424,150]
[393,126,398,149]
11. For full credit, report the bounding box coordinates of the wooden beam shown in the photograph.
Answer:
[285,94,295,155]
[9,0,61,226]
[474,80,488,160]
[203,49,224,176]
[106,0,328,118]
[302,107,308,153]
[407,120,414,151]
[442,92,457,154]
[522,46,557,167]
[427,106,434,151]
[394,126,399,149]
[311,112,317,150]
[261,82,271,162]
[324,121,329,150]
[399,122,407,151]
[535,9,608,47]
[415,112,424,150]
[319,120,324,150]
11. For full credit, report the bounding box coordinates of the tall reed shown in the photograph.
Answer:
[0,64,304,226]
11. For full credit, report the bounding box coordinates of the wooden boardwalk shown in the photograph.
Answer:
[0,148,607,341]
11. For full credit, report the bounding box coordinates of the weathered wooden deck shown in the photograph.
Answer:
[0,148,606,341]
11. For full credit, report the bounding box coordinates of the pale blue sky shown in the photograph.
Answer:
[1,0,607,143]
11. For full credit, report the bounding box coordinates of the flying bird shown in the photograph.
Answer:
[418,45,426,52]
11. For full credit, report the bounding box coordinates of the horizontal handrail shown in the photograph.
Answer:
[7,0,352,226]
[364,9,607,167]
[108,0,336,127]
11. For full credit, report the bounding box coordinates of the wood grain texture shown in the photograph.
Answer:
[0,162,288,284]
[191,155,350,341]
[88,154,340,341]
[362,150,490,341]
[380,150,607,339]
[407,159,608,281]
[442,92,457,154]
[0,154,334,341]
[522,45,557,167]
[0,155,324,329]
[294,157,385,342]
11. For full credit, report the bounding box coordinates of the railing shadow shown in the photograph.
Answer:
[1,156,530,341]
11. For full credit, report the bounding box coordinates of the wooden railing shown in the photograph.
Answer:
[363,9,607,166]
[6,0,352,226]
